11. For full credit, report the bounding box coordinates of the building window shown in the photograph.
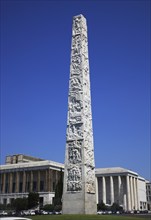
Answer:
[19,182,23,193]
[33,181,37,191]
[53,182,55,191]
[12,183,15,193]
[40,181,44,191]
[39,197,43,206]
[3,199,7,205]
[5,183,9,193]
[0,183,2,193]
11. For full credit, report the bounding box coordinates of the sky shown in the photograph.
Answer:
[1,0,150,180]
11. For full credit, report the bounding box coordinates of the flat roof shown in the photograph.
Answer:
[95,167,138,176]
[0,160,64,171]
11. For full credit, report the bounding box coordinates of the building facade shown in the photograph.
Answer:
[0,155,64,206]
[96,167,147,211]
[146,181,151,210]
[0,154,148,211]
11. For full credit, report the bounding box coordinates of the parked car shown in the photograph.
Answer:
[97,211,103,215]
[0,211,8,216]
[29,211,35,216]
[41,210,48,215]
[0,218,32,220]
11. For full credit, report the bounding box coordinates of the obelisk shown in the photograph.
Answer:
[63,15,97,214]
[62,14,97,214]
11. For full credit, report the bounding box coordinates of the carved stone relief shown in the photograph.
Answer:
[70,77,82,91]
[67,140,83,168]
[85,166,95,193]
[84,148,94,167]
[72,55,82,66]
[69,94,83,114]
[68,147,82,164]
[67,123,83,140]
[72,35,81,48]
[67,180,82,191]
[64,15,96,196]
[73,17,81,35]
[67,166,82,191]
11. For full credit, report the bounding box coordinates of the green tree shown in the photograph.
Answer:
[53,169,63,206]
[0,203,6,210]
[97,201,106,211]
[43,204,54,212]
[54,204,62,212]
[28,192,39,209]
[111,202,123,212]
[13,198,28,211]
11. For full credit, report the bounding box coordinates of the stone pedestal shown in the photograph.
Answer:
[62,14,97,214]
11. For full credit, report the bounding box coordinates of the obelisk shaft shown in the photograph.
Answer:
[62,14,97,214]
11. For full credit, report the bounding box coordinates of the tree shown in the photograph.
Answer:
[53,169,63,206]
[111,202,123,212]
[97,202,106,211]
[13,198,28,211]
[43,204,54,212]
[28,192,39,209]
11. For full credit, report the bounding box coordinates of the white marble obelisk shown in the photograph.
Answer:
[62,14,97,214]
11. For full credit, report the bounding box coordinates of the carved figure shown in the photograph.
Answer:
[85,149,94,167]
[67,180,82,191]
[67,123,83,140]
[70,77,82,91]
[68,166,82,182]
[73,18,81,35]
[69,95,83,114]
[72,35,81,49]
[68,147,82,164]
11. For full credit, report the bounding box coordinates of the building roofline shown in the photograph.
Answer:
[95,167,138,176]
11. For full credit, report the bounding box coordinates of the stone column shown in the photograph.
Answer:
[133,177,136,210]
[130,176,134,210]
[45,170,48,192]
[16,171,19,193]
[2,173,6,193]
[126,175,131,211]
[123,194,127,211]
[38,170,41,192]
[51,170,53,191]
[118,175,121,205]
[48,169,51,192]
[136,178,139,210]
[102,176,106,204]
[22,171,26,193]
[110,176,114,205]
[30,171,33,192]
[95,177,99,204]
[9,172,13,193]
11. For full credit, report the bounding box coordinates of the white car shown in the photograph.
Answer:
[0,212,8,216]
[97,211,103,215]
[0,218,32,220]
[29,211,35,216]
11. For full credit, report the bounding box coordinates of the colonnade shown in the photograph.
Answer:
[98,175,139,211]
[0,169,60,194]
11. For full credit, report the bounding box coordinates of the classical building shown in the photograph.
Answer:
[0,154,148,211]
[0,154,63,206]
[146,181,151,210]
[96,167,147,211]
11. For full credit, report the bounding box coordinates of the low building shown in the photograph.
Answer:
[0,154,64,206]
[146,181,151,210]
[96,167,147,211]
[0,154,148,211]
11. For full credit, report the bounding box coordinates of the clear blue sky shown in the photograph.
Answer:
[1,0,150,180]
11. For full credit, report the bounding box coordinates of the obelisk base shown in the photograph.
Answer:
[62,192,97,214]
